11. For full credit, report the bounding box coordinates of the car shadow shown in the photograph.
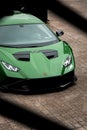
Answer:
[0,98,73,130]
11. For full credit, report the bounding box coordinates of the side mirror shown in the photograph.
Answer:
[56,29,64,36]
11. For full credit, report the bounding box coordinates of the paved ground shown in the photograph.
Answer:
[0,0,87,130]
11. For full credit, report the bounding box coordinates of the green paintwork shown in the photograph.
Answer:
[0,12,75,81]
[0,41,75,80]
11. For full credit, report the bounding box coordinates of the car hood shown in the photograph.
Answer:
[0,41,74,79]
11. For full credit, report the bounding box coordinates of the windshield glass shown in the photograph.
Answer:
[0,23,58,47]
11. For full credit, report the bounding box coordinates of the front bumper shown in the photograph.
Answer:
[0,70,76,92]
[28,70,76,89]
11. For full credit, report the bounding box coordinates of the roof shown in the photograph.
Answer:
[0,11,43,25]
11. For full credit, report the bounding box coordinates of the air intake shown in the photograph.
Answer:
[13,51,30,61]
[41,50,58,59]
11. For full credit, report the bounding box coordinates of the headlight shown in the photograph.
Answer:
[1,61,19,72]
[63,56,72,67]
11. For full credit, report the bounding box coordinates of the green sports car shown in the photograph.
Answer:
[0,11,77,91]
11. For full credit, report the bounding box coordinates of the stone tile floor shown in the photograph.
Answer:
[0,0,87,130]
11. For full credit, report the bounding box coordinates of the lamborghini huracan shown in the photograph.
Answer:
[0,11,77,91]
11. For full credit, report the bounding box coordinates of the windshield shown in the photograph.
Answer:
[0,23,58,47]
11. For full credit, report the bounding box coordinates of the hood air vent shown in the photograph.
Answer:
[13,50,58,61]
[13,51,30,61]
[41,50,58,59]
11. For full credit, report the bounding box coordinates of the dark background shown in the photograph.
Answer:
[0,0,86,32]
[0,0,48,22]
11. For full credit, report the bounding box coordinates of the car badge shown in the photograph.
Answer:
[43,73,47,76]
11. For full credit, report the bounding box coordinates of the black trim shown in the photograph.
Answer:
[0,71,76,91]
